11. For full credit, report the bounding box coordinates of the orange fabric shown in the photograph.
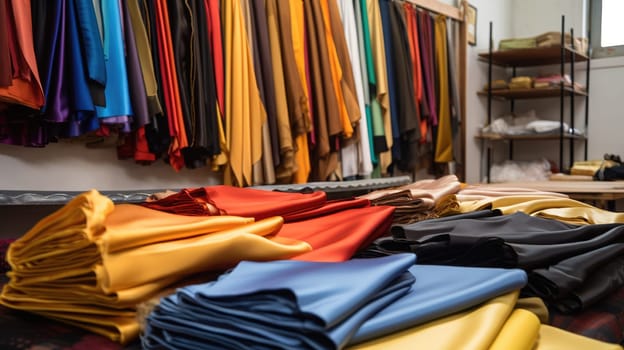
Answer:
[404,4,426,142]
[319,0,353,139]
[155,0,187,170]
[142,185,328,221]
[280,205,394,262]
[0,0,44,109]
[2,189,312,344]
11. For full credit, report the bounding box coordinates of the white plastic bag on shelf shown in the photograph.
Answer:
[489,158,552,183]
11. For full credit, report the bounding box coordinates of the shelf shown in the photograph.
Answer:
[475,133,587,141]
[478,45,589,67]
[477,86,587,100]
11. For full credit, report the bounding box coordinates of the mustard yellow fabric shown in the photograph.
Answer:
[536,325,624,350]
[1,190,311,344]
[97,216,310,292]
[266,0,295,182]
[433,15,453,163]
[489,309,541,350]
[348,291,519,350]
[39,310,140,345]
[290,0,312,184]
[516,296,549,324]
[319,0,354,140]
[223,0,266,186]
[458,195,624,225]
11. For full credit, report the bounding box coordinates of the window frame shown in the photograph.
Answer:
[590,0,624,58]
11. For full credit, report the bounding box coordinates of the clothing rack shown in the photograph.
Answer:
[408,0,468,181]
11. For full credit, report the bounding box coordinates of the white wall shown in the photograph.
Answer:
[5,0,619,190]
[0,142,221,191]
[464,0,514,183]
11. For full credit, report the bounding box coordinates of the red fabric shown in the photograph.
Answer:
[283,197,369,221]
[134,126,156,163]
[0,0,44,109]
[279,205,395,262]
[204,0,224,120]
[155,0,186,170]
[143,185,328,221]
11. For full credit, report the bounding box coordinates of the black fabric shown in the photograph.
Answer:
[555,255,624,314]
[529,243,624,300]
[181,0,220,168]
[249,0,280,167]
[143,0,171,160]
[388,2,420,172]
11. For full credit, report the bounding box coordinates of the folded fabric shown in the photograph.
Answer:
[489,309,541,350]
[2,190,312,343]
[142,185,328,221]
[349,289,622,350]
[458,195,624,225]
[358,175,461,210]
[143,254,416,349]
[529,243,624,301]
[349,264,527,344]
[554,255,624,313]
[388,211,624,269]
[348,291,520,350]
[537,324,623,350]
[278,205,395,262]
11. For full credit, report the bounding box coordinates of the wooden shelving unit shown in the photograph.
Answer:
[478,16,590,182]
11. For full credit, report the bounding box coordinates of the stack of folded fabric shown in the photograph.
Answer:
[2,186,400,344]
[143,254,417,349]
[0,190,312,343]
[508,76,533,90]
[482,79,508,91]
[142,185,396,262]
[143,254,529,349]
[498,36,537,50]
[357,175,461,224]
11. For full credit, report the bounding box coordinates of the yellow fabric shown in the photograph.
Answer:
[3,275,180,308]
[433,15,453,163]
[516,296,550,324]
[319,0,354,139]
[97,216,310,292]
[367,0,392,174]
[489,309,541,350]
[39,310,140,345]
[458,195,624,225]
[266,0,295,182]
[348,291,519,350]
[1,190,311,344]
[212,106,228,169]
[103,204,254,252]
[290,0,312,183]
[536,325,624,350]
[223,0,266,186]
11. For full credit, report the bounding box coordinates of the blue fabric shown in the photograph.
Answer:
[349,264,528,344]
[73,0,106,86]
[95,0,133,119]
[66,0,98,137]
[143,254,416,349]
[38,0,63,113]
[378,0,401,162]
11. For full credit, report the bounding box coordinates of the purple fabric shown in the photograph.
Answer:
[122,0,149,128]
[418,11,437,127]
[44,0,70,123]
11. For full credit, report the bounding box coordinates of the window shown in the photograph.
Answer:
[590,0,624,58]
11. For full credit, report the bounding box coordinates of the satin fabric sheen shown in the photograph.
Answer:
[349,264,527,344]
[143,254,416,349]
[1,189,311,343]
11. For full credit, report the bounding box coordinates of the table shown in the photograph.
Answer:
[480,180,624,210]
